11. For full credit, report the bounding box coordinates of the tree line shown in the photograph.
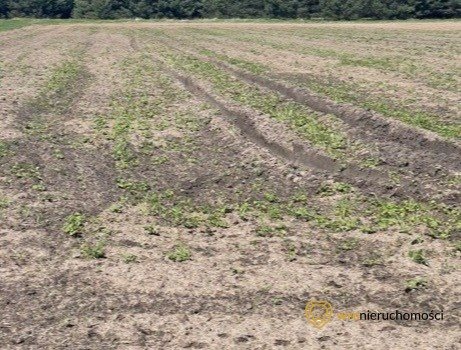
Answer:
[0,0,459,20]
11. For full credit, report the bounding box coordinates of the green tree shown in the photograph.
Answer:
[0,0,9,18]
[73,0,133,19]
[130,0,158,18]
[263,0,298,18]
[415,0,460,18]
[386,0,416,19]
[296,0,321,18]
[356,0,390,19]
[157,0,203,18]
[6,0,73,18]
[320,0,353,19]
[1,0,460,19]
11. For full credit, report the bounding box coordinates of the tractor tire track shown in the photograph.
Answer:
[145,41,458,203]
[208,58,461,170]
[156,35,460,181]
[157,61,437,202]
[157,39,461,188]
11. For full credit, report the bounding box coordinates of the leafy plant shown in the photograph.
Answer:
[263,192,278,203]
[122,253,138,263]
[337,238,359,251]
[81,241,106,259]
[455,241,461,253]
[11,163,41,179]
[144,224,160,236]
[63,213,85,236]
[0,142,8,158]
[318,182,352,196]
[405,277,428,292]
[408,249,429,266]
[167,244,191,262]
[255,225,274,237]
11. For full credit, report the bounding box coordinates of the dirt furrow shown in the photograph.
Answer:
[172,28,460,116]
[0,27,92,141]
[154,37,461,181]
[1,265,457,348]
[1,22,460,350]
[154,60,446,203]
[0,31,136,233]
[144,40,459,204]
[206,57,461,166]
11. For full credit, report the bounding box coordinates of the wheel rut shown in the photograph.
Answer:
[159,62,438,202]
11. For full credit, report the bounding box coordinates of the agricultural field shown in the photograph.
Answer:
[0,20,460,349]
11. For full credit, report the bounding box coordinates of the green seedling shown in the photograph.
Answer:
[63,213,85,236]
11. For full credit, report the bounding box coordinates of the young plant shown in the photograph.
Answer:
[81,241,106,259]
[408,249,429,266]
[167,244,191,262]
[63,213,85,236]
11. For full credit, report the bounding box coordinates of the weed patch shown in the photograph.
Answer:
[167,244,191,262]
[63,213,85,236]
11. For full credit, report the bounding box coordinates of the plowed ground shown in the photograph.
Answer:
[0,21,460,349]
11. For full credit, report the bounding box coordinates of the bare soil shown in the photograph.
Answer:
[0,21,460,350]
